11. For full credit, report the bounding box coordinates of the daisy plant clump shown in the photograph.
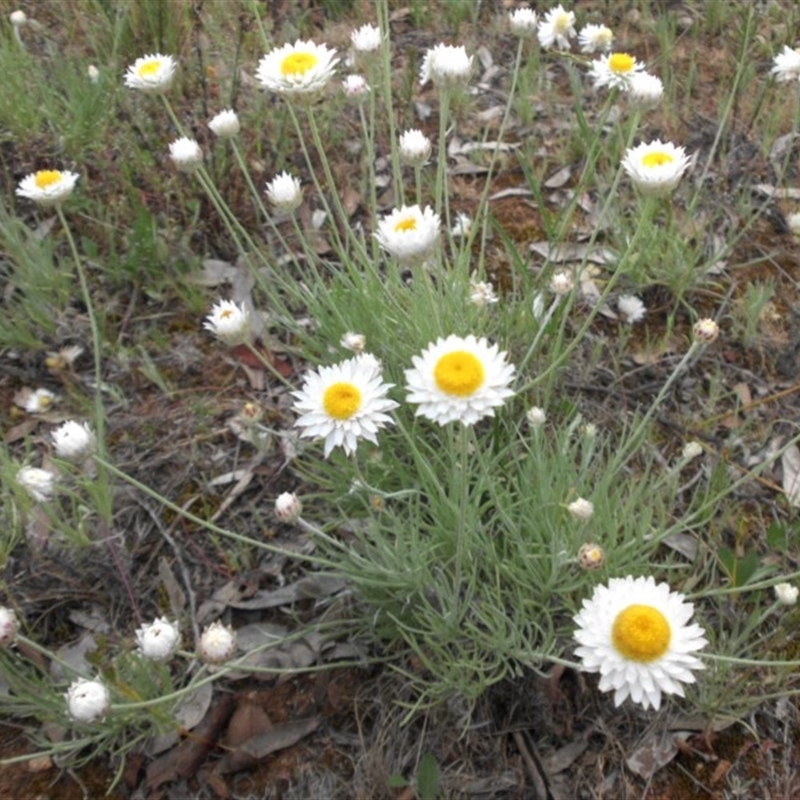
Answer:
[621,140,692,196]
[256,40,338,98]
[292,354,399,457]
[573,576,707,710]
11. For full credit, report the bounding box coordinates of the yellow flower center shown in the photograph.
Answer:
[137,59,162,78]
[34,170,62,189]
[611,604,671,662]
[609,53,635,74]
[219,309,233,319]
[280,51,318,77]
[323,382,362,420]
[394,217,417,233]
[642,151,674,168]
[554,11,572,34]
[433,351,484,397]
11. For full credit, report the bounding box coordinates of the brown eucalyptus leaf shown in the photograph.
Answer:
[215,717,321,775]
[225,700,272,748]
[781,444,800,507]
[158,557,186,618]
[228,573,346,611]
[626,731,678,780]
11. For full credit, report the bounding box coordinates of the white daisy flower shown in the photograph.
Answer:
[203,299,250,345]
[16,466,56,502]
[169,137,203,171]
[468,274,498,308]
[274,492,302,522]
[526,406,546,427]
[537,5,576,51]
[52,420,96,461]
[589,52,644,91]
[292,355,398,457]
[549,270,574,295]
[775,582,799,606]
[399,129,432,167]
[209,109,240,138]
[451,212,473,239]
[374,204,440,265]
[135,617,181,662]
[621,140,691,196]
[573,575,707,711]
[509,7,538,37]
[66,678,110,723]
[772,45,800,82]
[256,40,338,97]
[579,23,613,53]
[628,71,664,108]
[343,74,370,100]
[578,543,605,571]
[405,334,515,426]
[681,441,703,461]
[23,387,56,414]
[351,23,381,53]
[0,607,20,647]
[693,318,719,343]
[198,621,237,664]
[420,44,472,88]
[617,294,646,324]
[567,497,594,521]
[265,171,303,212]
[88,65,100,84]
[124,53,176,93]
[16,170,79,206]
[340,331,366,353]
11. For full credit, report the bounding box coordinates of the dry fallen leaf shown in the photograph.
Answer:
[781,444,800,507]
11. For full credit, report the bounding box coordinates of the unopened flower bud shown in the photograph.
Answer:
[198,621,236,664]
[274,492,302,523]
[578,543,605,570]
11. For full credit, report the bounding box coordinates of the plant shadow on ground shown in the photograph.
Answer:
[3,0,800,798]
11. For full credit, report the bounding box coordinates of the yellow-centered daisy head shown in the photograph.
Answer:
[280,50,318,77]
[293,355,398,457]
[573,575,708,711]
[34,170,62,189]
[16,169,79,206]
[612,604,671,662]
[394,216,417,233]
[124,53,176,93]
[323,382,362,420]
[137,58,163,78]
[375,204,440,265]
[641,150,674,168]
[609,52,635,74]
[433,351,485,397]
[257,40,339,98]
[405,334,515,426]
[621,140,691,196]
